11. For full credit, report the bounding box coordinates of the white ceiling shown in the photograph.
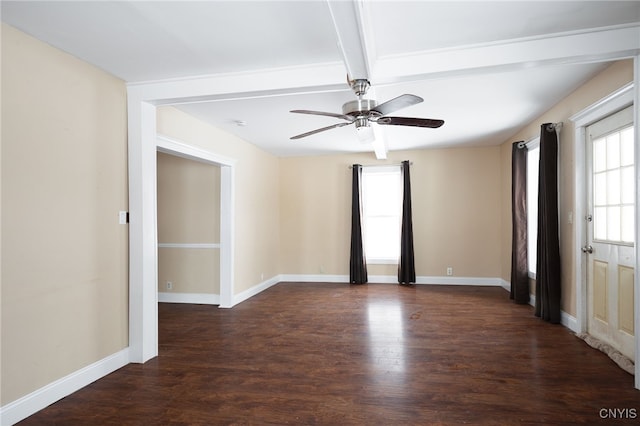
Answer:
[3,1,640,158]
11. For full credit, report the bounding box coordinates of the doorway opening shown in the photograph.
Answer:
[157,151,222,305]
[156,134,235,308]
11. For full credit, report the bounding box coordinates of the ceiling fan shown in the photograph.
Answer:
[290,78,444,141]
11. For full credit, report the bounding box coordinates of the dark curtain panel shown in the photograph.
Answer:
[511,142,529,304]
[535,124,561,323]
[349,164,368,284]
[398,161,416,284]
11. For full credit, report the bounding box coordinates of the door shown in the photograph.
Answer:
[585,105,635,359]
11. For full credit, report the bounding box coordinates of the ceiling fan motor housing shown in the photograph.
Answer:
[342,99,379,121]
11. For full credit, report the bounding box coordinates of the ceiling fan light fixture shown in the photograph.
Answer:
[355,118,374,143]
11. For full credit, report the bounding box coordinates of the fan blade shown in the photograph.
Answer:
[377,116,444,128]
[290,122,352,140]
[290,109,353,121]
[371,94,423,116]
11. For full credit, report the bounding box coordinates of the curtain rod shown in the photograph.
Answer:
[546,121,563,132]
[517,122,563,149]
[348,162,413,169]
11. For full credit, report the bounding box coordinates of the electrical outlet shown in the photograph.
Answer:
[166,281,172,290]
[446,267,453,276]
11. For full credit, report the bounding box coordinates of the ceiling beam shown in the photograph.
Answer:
[129,23,640,115]
[326,0,370,81]
[373,24,640,85]
[127,62,349,106]
[326,0,386,158]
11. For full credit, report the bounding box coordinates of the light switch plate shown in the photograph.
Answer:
[119,211,128,225]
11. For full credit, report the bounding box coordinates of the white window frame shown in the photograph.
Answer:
[589,122,635,246]
[361,165,402,264]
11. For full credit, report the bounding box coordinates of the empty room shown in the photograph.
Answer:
[2,1,640,424]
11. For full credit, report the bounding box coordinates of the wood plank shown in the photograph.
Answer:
[18,283,639,425]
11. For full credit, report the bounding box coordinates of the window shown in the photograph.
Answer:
[361,166,402,263]
[592,125,634,244]
[526,139,540,277]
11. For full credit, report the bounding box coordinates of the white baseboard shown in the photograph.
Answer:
[500,278,511,291]
[0,348,129,426]
[230,275,280,307]
[414,276,503,286]
[561,311,579,333]
[158,292,219,305]
[278,274,349,283]
[278,274,504,286]
[500,285,579,333]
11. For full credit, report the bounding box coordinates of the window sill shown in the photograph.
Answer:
[367,258,399,265]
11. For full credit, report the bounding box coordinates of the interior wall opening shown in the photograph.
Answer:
[156,151,222,305]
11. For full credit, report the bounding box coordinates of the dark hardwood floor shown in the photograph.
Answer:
[18,283,639,425]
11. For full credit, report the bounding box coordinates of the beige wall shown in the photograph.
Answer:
[499,60,634,316]
[1,24,129,404]
[1,19,634,414]
[157,152,221,294]
[280,146,503,278]
[156,107,280,294]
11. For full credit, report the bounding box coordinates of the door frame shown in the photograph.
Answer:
[571,75,639,388]
[156,134,236,307]
[127,98,238,364]
[126,65,345,364]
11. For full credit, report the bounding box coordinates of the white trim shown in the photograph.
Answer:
[376,24,640,83]
[634,55,640,390]
[278,274,349,283]
[229,276,280,307]
[156,137,235,310]
[569,83,634,125]
[527,293,578,333]
[127,97,237,363]
[158,292,220,305]
[0,349,129,426]
[562,312,579,334]
[499,285,579,333]
[499,278,511,292]
[218,165,235,309]
[366,259,399,265]
[415,276,503,286]
[156,134,236,167]
[278,274,504,286]
[158,243,220,249]
[127,99,158,364]
[326,1,369,79]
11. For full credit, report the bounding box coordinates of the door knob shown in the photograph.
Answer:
[582,245,593,254]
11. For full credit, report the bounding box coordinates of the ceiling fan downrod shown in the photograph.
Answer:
[349,78,370,97]
[343,79,379,123]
